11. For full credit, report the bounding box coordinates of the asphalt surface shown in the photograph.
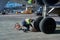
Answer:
[0,14,60,40]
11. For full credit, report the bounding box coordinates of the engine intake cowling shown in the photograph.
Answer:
[37,0,59,5]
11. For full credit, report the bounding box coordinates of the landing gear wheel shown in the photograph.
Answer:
[40,17,56,34]
[34,17,43,32]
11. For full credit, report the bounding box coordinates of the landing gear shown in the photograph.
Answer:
[34,17,43,31]
[40,17,56,34]
[34,17,56,34]
[33,4,56,34]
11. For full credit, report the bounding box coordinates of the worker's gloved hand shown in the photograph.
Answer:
[22,27,28,32]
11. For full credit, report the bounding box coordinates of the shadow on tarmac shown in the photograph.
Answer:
[53,30,60,34]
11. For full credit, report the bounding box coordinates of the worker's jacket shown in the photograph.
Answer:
[25,19,31,24]
[22,19,32,27]
[28,0,32,4]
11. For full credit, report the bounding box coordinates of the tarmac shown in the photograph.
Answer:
[0,14,60,40]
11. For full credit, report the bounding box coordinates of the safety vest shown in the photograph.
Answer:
[28,0,32,4]
[25,19,31,24]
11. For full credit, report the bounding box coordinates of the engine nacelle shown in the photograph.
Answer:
[36,0,44,5]
[37,0,59,5]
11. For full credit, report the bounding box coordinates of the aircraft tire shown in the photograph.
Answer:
[40,17,56,34]
[58,14,60,16]
[34,17,43,32]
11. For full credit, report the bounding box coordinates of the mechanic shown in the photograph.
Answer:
[22,18,34,32]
